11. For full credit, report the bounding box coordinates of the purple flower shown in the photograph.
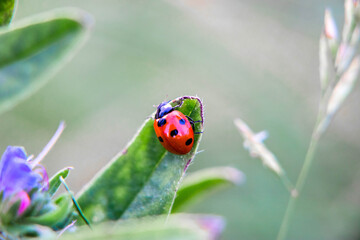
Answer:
[0,146,48,216]
[0,122,65,216]
[0,146,47,197]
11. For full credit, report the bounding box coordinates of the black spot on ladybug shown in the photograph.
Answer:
[179,119,186,125]
[185,138,193,146]
[157,118,166,127]
[170,129,178,137]
[158,136,164,142]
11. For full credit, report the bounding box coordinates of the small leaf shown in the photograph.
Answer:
[27,194,72,226]
[0,0,17,26]
[59,176,91,227]
[172,167,245,213]
[343,0,357,43]
[319,34,333,93]
[234,118,295,195]
[318,56,360,134]
[335,43,356,75]
[327,56,360,116]
[324,8,339,58]
[48,167,72,197]
[324,9,339,41]
[77,96,204,224]
[234,118,282,175]
[350,26,360,46]
[62,214,224,240]
[0,8,93,115]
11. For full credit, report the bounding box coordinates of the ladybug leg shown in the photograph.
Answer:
[186,116,203,134]
[186,116,203,124]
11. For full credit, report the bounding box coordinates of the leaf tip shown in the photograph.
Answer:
[75,9,95,30]
[219,167,246,186]
[55,7,95,31]
[195,215,226,239]
[174,95,204,125]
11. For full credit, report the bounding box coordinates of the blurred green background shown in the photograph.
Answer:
[2,0,360,239]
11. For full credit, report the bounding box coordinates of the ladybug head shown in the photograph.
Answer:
[155,101,174,119]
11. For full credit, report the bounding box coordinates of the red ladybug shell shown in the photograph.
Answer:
[154,110,194,155]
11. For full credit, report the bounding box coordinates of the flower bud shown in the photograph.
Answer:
[0,123,75,238]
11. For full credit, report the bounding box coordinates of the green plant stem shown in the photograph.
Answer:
[276,192,296,240]
[295,131,320,194]
[276,131,320,240]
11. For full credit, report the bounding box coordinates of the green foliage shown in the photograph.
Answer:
[0,8,92,115]
[0,190,74,238]
[4,224,55,239]
[59,176,91,227]
[48,167,71,197]
[26,194,72,226]
[6,1,360,239]
[172,167,244,213]
[62,214,223,240]
[0,0,16,26]
[77,97,204,224]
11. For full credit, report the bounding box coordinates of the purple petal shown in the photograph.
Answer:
[12,190,31,215]
[0,146,45,197]
[33,164,49,191]
[0,146,27,182]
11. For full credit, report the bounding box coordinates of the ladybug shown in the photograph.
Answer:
[154,101,201,155]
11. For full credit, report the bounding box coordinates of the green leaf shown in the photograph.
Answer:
[27,194,72,226]
[48,167,72,197]
[6,224,56,239]
[0,0,17,26]
[62,214,224,240]
[0,8,93,114]
[59,176,91,227]
[77,96,204,224]
[172,167,245,213]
